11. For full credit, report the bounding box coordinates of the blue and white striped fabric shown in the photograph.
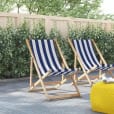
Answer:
[30,39,77,77]
[72,39,114,71]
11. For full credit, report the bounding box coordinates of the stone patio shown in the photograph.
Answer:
[0,78,102,114]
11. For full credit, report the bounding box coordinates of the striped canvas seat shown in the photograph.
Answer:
[30,39,76,77]
[72,39,114,71]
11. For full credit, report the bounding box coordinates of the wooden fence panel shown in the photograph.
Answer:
[0,13,114,37]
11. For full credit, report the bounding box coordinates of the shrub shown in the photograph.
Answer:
[0,22,48,78]
[0,23,30,78]
[0,24,114,79]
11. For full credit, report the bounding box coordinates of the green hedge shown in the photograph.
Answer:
[0,23,114,78]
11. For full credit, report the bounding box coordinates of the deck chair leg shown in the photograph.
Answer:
[84,72,92,86]
[99,70,102,79]
[62,74,64,81]
[38,77,49,97]
[71,75,80,95]
[73,73,78,83]
[71,74,78,85]
[30,57,33,88]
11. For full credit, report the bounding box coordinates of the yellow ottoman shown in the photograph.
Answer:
[90,82,114,114]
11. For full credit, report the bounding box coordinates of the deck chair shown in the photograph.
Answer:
[68,39,114,86]
[26,39,80,100]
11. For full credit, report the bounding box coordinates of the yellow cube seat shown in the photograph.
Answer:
[90,82,114,114]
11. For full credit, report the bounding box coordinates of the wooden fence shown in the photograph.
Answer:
[0,12,114,37]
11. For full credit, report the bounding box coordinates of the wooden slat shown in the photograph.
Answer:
[47,93,80,100]
[29,87,57,92]
[30,57,34,88]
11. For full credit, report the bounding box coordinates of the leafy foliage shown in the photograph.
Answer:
[0,0,108,20]
[0,0,14,12]
[30,23,48,39]
[24,0,103,19]
[61,0,102,18]
[0,23,30,78]
[1,0,114,20]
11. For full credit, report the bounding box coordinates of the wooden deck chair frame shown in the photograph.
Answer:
[26,39,80,100]
[68,38,114,86]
